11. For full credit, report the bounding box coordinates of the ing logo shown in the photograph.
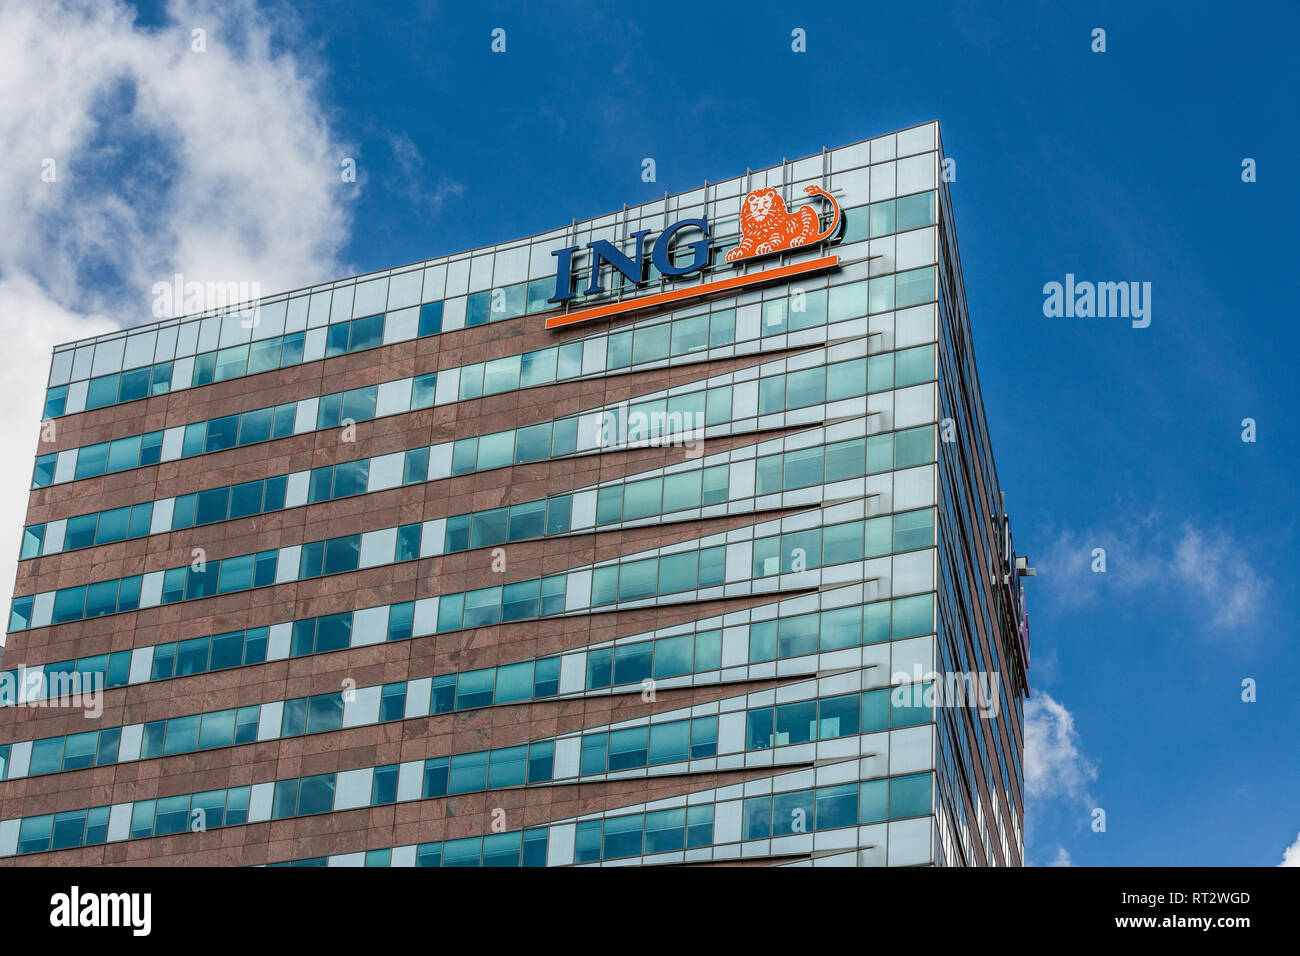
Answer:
[727,185,841,262]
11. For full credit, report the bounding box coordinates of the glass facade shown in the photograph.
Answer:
[1,121,1028,867]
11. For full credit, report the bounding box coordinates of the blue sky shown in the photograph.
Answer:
[3,0,1296,865]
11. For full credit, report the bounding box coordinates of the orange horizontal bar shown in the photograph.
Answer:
[544,255,840,330]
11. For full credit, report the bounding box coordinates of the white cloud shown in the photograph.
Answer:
[0,0,354,639]
[1280,832,1300,867]
[1046,846,1074,867]
[1171,525,1267,632]
[387,132,464,214]
[1035,519,1270,635]
[1024,692,1097,808]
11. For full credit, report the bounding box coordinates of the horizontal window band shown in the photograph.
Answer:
[3,586,934,723]
[20,344,937,569]
[1,596,939,773]
[33,261,938,490]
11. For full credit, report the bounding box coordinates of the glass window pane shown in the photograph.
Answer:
[205,415,239,452]
[507,500,545,541]
[448,751,489,794]
[520,347,557,387]
[404,447,430,485]
[228,481,263,519]
[238,407,272,445]
[603,814,643,859]
[493,661,533,704]
[341,386,377,423]
[65,514,97,550]
[486,745,527,789]
[890,773,932,819]
[349,314,382,352]
[105,436,141,473]
[483,355,521,394]
[198,709,236,750]
[456,669,495,710]
[772,789,815,836]
[411,371,437,409]
[671,315,709,355]
[477,430,514,470]
[612,641,652,686]
[501,579,538,622]
[618,557,659,601]
[743,796,771,840]
[783,447,823,490]
[514,423,550,463]
[470,507,508,548]
[648,721,689,765]
[297,774,336,815]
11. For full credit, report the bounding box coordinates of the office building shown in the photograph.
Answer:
[0,120,1031,866]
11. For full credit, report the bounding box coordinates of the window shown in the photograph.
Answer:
[404,447,429,485]
[396,523,421,562]
[456,669,494,710]
[618,558,658,601]
[671,314,708,355]
[19,816,53,853]
[228,481,263,519]
[603,814,644,860]
[895,342,934,385]
[507,500,545,541]
[772,789,815,836]
[494,661,533,704]
[514,423,550,463]
[896,192,936,231]
[448,751,489,794]
[607,727,648,771]
[487,745,527,789]
[786,367,825,409]
[890,773,932,818]
[783,447,823,489]
[790,288,827,331]
[119,369,150,402]
[296,774,336,816]
[418,301,443,336]
[520,347,557,387]
[894,426,933,468]
[341,385,377,423]
[575,820,602,863]
[322,535,360,574]
[477,430,514,470]
[65,514,97,550]
[690,716,718,758]
[623,478,661,520]
[206,415,239,452]
[195,487,229,525]
[483,355,521,394]
[893,509,934,552]
[331,459,367,498]
[387,602,414,642]
[325,322,349,357]
[743,796,771,840]
[372,764,399,805]
[648,721,689,765]
[349,314,382,352]
[817,783,859,830]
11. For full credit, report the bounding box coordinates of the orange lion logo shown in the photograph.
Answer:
[726,185,841,262]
